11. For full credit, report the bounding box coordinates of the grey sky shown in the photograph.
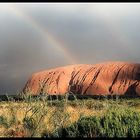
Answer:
[0,3,140,94]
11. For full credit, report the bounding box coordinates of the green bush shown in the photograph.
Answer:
[23,117,36,130]
[0,115,9,128]
[46,108,140,138]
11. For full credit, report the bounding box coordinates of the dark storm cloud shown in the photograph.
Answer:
[0,4,140,94]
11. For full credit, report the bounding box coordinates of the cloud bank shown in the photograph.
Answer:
[0,4,140,94]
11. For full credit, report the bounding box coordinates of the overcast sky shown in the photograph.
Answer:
[0,3,140,94]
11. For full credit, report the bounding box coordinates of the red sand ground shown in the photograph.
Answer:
[23,61,140,96]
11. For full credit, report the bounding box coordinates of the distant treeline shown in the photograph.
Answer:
[0,94,140,101]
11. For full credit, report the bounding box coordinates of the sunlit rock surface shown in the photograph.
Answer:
[23,62,140,96]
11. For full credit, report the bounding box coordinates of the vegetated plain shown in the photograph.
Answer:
[0,94,140,137]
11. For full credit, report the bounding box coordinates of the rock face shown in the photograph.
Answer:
[23,61,140,96]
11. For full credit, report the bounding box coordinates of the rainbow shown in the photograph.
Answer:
[2,4,77,64]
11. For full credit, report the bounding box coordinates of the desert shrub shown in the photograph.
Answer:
[0,114,17,130]
[100,108,140,137]
[0,115,9,129]
[23,116,36,130]
[45,108,140,138]
[85,100,104,110]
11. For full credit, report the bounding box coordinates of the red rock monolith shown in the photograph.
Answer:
[23,61,140,96]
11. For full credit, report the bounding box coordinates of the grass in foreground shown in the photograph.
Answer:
[0,94,140,137]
